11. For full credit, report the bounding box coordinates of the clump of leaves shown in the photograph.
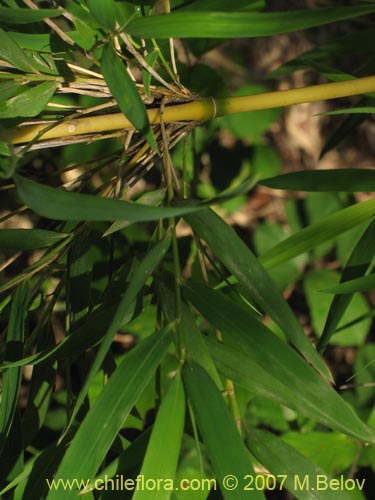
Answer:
[1,1,375,499]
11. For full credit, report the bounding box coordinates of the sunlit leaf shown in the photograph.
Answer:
[127,6,375,39]
[183,361,264,500]
[0,28,56,74]
[185,209,330,379]
[0,82,57,118]
[260,200,375,269]
[47,327,173,499]
[0,7,60,24]
[133,374,185,500]
[247,430,353,500]
[318,219,375,351]
[185,284,375,444]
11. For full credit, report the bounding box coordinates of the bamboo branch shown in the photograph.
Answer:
[5,75,375,146]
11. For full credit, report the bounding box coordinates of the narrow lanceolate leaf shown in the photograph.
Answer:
[68,235,171,427]
[179,0,265,12]
[260,199,375,269]
[0,81,22,104]
[14,175,202,222]
[319,107,375,115]
[186,284,375,444]
[0,28,56,74]
[206,336,375,443]
[101,44,157,150]
[183,362,265,500]
[0,283,29,453]
[133,374,185,500]
[185,209,330,380]
[0,82,57,119]
[127,6,375,39]
[0,7,60,24]
[0,229,67,250]
[260,169,375,192]
[321,274,375,294]
[247,430,352,500]
[47,327,173,500]
[181,304,223,389]
[318,219,375,352]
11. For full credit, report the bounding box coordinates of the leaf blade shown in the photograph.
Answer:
[46,327,173,499]
[127,6,375,39]
[185,209,330,379]
[133,373,185,500]
[101,44,157,150]
[0,82,57,119]
[186,284,375,444]
[247,430,352,500]
[260,169,375,192]
[259,200,375,269]
[0,229,67,250]
[0,283,29,454]
[183,361,264,500]
[14,175,202,222]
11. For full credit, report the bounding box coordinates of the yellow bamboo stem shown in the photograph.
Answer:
[6,75,375,145]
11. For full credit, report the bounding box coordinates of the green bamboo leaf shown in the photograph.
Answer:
[305,269,370,348]
[0,303,120,370]
[67,235,171,428]
[0,283,29,453]
[282,431,361,476]
[320,100,368,159]
[84,429,151,493]
[182,304,223,390]
[179,0,265,12]
[6,31,52,51]
[0,27,56,74]
[14,175,202,222]
[260,169,375,192]
[86,0,134,30]
[185,209,330,379]
[318,107,375,116]
[67,229,92,328]
[101,44,157,150]
[103,188,166,237]
[259,200,375,269]
[247,430,352,500]
[185,284,375,444]
[206,337,374,443]
[320,274,375,294]
[133,373,185,500]
[46,327,173,500]
[86,0,121,29]
[21,327,56,447]
[0,7,60,24]
[13,443,67,500]
[0,229,67,250]
[0,82,57,118]
[0,267,142,369]
[127,6,375,39]
[270,29,375,78]
[143,49,159,98]
[183,361,265,500]
[317,219,375,352]
[0,81,22,104]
